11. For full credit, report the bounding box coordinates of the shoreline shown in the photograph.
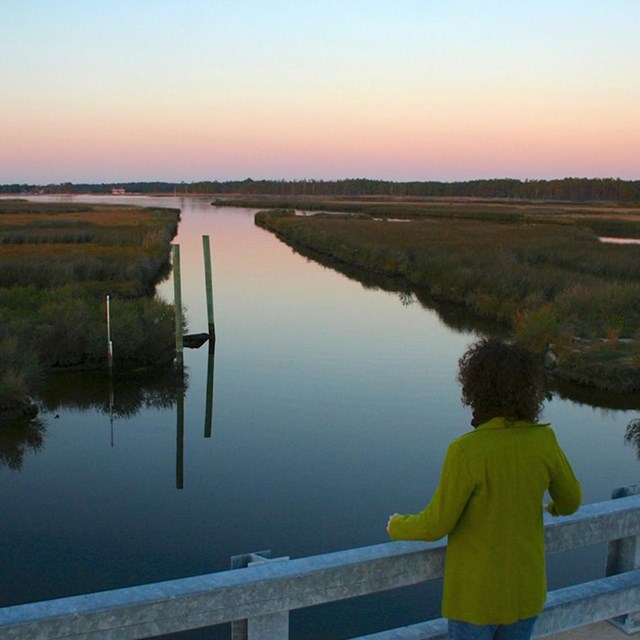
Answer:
[253,207,640,396]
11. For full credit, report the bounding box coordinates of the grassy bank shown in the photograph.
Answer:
[218,195,640,235]
[255,207,640,393]
[0,200,180,422]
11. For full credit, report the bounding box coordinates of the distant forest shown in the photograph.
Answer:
[2,177,639,203]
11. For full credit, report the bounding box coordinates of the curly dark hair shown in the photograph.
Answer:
[457,338,544,424]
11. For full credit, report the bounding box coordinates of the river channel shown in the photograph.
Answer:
[1,195,639,639]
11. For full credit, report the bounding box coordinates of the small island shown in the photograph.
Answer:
[0,199,180,423]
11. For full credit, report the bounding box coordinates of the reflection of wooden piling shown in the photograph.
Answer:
[109,376,114,448]
[176,388,184,490]
[106,294,115,447]
[172,244,184,370]
[204,339,215,438]
[202,235,216,340]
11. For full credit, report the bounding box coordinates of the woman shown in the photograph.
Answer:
[387,338,582,640]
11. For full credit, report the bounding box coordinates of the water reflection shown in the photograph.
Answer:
[39,368,187,418]
[176,337,216,489]
[40,341,215,490]
[1,330,217,492]
[398,291,416,306]
[271,229,640,414]
[204,340,216,439]
[176,386,185,489]
[625,419,640,459]
[0,368,189,471]
[178,339,216,487]
[277,234,511,338]
[0,417,46,470]
[548,377,640,412]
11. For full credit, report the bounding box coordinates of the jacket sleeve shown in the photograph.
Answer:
[388,441,475,541]
[547,433,582,516]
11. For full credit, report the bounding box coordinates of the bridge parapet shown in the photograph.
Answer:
[0,488,638,640]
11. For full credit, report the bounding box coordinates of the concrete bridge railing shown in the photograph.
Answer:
[0,488,639,640]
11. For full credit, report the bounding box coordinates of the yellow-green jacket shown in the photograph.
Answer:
[388,418,582,625]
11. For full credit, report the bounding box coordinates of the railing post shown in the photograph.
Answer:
[606,484,640,634]
[230,550,291,640]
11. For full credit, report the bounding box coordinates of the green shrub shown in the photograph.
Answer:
[515,303,562,350]
[0,334,41,415]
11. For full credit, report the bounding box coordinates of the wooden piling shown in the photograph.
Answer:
[106,294,113,371]
[202,235,216,340]
[172,244,184,370]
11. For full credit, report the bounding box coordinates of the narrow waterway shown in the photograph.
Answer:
[1,195,638,639]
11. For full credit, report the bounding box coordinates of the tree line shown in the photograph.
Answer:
[2,177,639,202]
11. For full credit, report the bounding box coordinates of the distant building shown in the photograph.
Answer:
[111,188,126,195]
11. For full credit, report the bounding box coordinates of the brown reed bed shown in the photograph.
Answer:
[0,200,180,423]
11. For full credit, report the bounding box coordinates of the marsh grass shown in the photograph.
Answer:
[0,200,179,420]
[235,196,640,232]
[256,208,640,391]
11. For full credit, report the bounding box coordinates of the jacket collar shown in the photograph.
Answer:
[475,417,510,430]
[474,417,548,431]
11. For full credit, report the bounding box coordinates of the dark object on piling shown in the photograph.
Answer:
[183,333,210,349]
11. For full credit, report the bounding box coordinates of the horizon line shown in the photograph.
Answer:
[2,175,639,187]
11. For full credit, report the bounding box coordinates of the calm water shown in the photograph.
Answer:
[1,196,639,639]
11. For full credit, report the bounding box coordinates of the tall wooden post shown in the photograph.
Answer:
[202,235,216,341]
[106,294,113,371]
[172,244,184,370]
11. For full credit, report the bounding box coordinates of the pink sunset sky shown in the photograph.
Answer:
[1,0,638,184]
